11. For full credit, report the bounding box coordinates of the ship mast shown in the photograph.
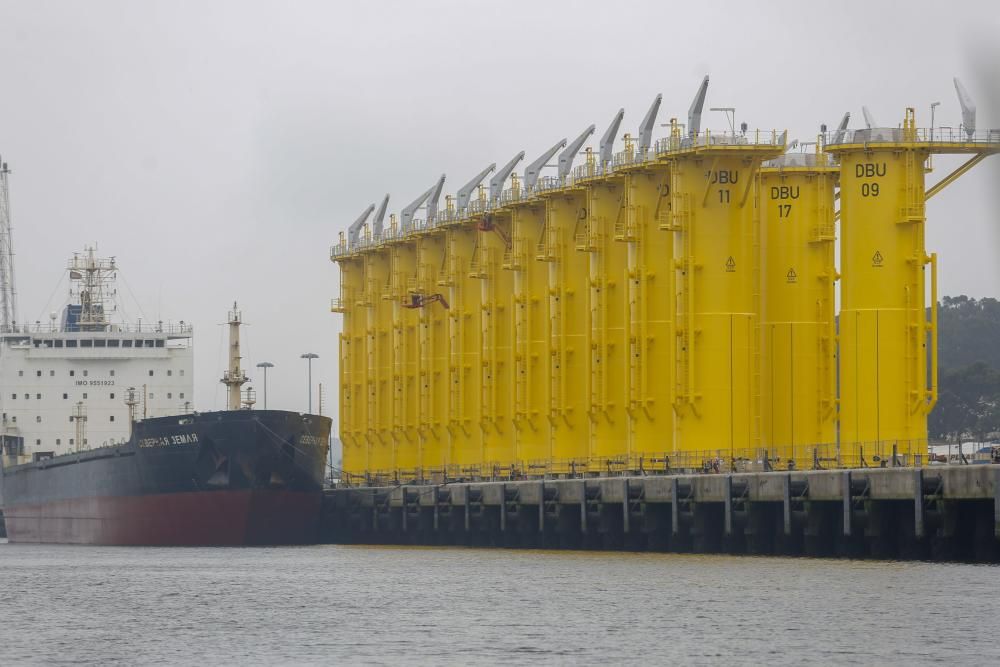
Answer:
[220,302,248,410]
[0,155,18,331]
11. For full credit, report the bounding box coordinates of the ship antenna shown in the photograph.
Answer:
[221,302,249,410]
[0,157,18,331]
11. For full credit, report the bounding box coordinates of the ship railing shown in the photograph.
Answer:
[824,126,1000,147]
[611,147,653,170]
[0,322,193,336]
[499,187,525,206]
[467,198,492,216]
[570,162,604,182]
[655,129,785,156]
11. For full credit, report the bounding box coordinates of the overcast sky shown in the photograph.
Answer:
[1,0,998,422]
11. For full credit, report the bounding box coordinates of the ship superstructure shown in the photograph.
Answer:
[0,244,193,462]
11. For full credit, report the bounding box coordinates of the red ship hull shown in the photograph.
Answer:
[4,489,322,546]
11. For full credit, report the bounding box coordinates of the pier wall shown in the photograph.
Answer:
[321,466,1000,562]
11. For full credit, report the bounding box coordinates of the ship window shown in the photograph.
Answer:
[81,340,92,348]
[83,393,88,399]
[56,439,61,445]
[55,340,63,347]
[83,370,89,377]
[63,393,68,399]
[110,415,115,422]
[69,438,74,445]
[180,393,185,399]
[108,339,119,348]
[69,416,73,422]
[94,340,106,348]
[36,439,40,445]
[155,340,164,348]
[36,393,41,399]
[134,339,143,347]
[36,416,41,423]
[167,370,172,376]
[122,340,132,348]
[149,370,154,376]
[66,340,77,347]
[144,340,154,348]
[44,340,53,348]
[24,393,28,399]
[167,393,172,399]
[110,370,115,377]
[180,370,185,376]
[149,393,155,399]
[69,370,75,377]
[110,393,115,399]
[36,370,42,377]
[33,341,40,348]
[11,416,15,423]
[18,370,23,376]
[10,394,15,400]
[50,370,55,377]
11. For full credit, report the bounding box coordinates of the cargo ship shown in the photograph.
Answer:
[0,161,330,543]
[0,301,331,545]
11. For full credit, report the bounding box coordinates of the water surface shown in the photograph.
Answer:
[1,540,995,665]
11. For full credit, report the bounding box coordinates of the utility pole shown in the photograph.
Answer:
[300,353,319,413]
[256,361,274,409]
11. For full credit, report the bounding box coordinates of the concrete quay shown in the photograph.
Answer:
[321,466,1000,562]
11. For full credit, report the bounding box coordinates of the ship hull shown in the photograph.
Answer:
[1,410,331,546]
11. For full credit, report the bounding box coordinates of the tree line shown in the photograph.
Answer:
[928,296,1000,442]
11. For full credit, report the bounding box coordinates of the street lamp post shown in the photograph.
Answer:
[256,361,274,409]
[930,101,941,141]
[300,353,319,413]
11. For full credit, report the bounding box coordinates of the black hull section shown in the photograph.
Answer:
[1,410,330,545]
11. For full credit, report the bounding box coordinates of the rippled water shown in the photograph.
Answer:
[0,539,996,666]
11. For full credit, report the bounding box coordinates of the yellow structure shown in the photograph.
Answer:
[331,76,998,483]
[827,99,1000,464]
[759,146,838,466]
[660,101,786,459]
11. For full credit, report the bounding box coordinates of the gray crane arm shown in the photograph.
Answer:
[401,184,436,232]
[524,139,567,190]
[347,203,375,247]
[426,174,446,221]
[954,77,976,138]
[832,112,850,145]
[559,124,595,179]
[638,94,662,153]
[457,164,495,212]
[489,151,525,201]
[372,194,390,238]
[688,75,709,137]
[599,109,624,165]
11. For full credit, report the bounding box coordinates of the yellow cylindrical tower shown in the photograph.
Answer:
[475,214,516,474]
[364,244,395,482]
[334,252,367,482]
[415,233,449,478]
[759,148,838,467]
[509,203,551,469]
[623,167,675,469]
[828,108,999,464]
[443,226,484,474]
[540,190,591,473]
[830,112,933,464]
[585,178,629,472]
[389,241,420,480]
[664,128,785,463]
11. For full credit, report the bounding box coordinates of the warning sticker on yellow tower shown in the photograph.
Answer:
[786,268,797,283]
[872,250,884,267]
[725,256,736,272]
